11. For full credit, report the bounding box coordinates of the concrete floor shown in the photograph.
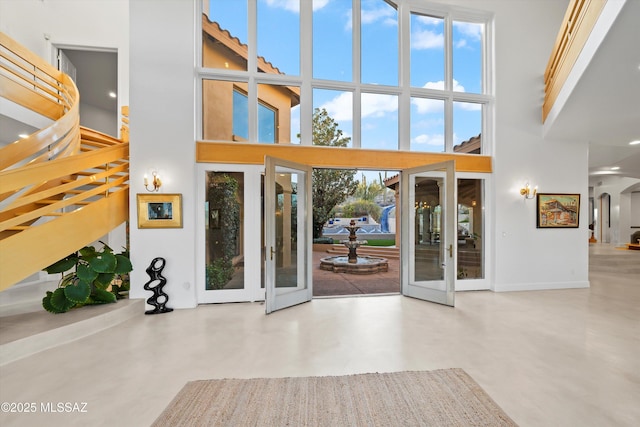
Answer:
[0,244,638,426]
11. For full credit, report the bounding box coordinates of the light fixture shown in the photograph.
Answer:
[520,182,537,199]
[18,133,29,139]
[611,166,620,171]
[630,140,640,146]
[144,170,162,192]
[109,91,117,98]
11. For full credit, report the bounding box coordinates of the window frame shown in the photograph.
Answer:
[196,0,494,155]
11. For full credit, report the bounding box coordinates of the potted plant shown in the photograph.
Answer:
[42,243,132,313]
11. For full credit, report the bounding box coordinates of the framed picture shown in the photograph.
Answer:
[536,193,580,228]
[137,193,183,229]
[210,208,220,229]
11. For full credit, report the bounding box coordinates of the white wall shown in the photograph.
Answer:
[592,177,640,246]
[441,0,588,291]
[79,102,118,136]
[0,0,130,113]
[129,0,197,308]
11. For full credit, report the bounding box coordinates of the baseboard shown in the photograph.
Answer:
[492,280,590,292]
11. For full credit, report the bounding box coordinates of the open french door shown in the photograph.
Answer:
[264,156,313,314]
[401,160,456,306]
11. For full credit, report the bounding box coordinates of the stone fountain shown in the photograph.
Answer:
[320,220,389,274]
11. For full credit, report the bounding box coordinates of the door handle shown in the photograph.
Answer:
[270,246,275,260]
[448,244,453,258]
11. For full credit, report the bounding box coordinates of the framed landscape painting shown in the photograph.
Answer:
[536,193,580,228]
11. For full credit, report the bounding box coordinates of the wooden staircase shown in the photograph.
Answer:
[0,32,129,291]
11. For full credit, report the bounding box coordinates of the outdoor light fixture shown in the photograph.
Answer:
[520,182,537,200]
[144,170,162,192]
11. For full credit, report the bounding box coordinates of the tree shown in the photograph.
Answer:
[304,108,358,238]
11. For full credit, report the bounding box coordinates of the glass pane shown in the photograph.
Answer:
[313,0,352,81]
[414,176,444,281]
[275,172,300,288]
[410,13,444,88]
[361,0,398,86]
[203,0,248,71]
[453,101,482,154]
[202,80,247,142]
[312,89,353,148]
[206,172,244,290]
[453,20,483,94]
[457,179,484,280]
[257,83,301,144]
[410,97,444,152]
[257,0,300,75]
[361,93,398,150]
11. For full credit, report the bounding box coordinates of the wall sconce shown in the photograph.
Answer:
[144,170,162,192]
[520,182,537,199]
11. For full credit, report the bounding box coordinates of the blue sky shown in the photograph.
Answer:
[209,0,483,155]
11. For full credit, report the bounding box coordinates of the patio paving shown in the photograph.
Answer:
[312,250,400,297]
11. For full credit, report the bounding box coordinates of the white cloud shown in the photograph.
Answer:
[321,92,353,122]
[361,93,397,119]
[453,21,482,41]
[411,29,443,50]
[412,133,444,146]
[263,0,329,13]
[362,6,396,26]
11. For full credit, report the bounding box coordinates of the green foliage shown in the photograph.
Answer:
[341,200,382,222]
[207,174,241,289]
[364,239,396,247]
[307,108,358,238]
[206,259,236,290]
[42,242,132,313]
[353,178,386,202]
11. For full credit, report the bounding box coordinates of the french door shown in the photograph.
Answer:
[401,161,456,306]
[264,156,313,314]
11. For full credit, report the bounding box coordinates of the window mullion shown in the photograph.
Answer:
[398,2,411,151]
[247,0,258,144]
[300,0,313,145]
[353,0,361,148]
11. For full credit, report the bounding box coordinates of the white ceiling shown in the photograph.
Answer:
[2,2,639,184]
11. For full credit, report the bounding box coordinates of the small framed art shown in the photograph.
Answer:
[137,193,183,229]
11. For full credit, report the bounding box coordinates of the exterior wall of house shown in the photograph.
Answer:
[201,36,297,143]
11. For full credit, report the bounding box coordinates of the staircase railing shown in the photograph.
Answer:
[0,32,129,290]
[543,0,606,122]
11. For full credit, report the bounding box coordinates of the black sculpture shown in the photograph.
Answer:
[143,257,173,315]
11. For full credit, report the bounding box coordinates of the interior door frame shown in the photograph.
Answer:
[264,156,313,314]
[401,160,456,306]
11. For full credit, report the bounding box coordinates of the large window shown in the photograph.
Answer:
[200,0,492,153]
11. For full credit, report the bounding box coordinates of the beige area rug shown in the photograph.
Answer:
[152,369,518,426]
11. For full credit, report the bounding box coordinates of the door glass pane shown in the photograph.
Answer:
[361,0,398,86]
[410,13,444,88]
[257,0,300,75]
[361,93,398,150]
[275,172,301,288]
[257,83,301,144]
[313,0,352,81]
[203,0,248,71]
[410,97,444,152]
[453,20,483,94]
[457,179,484,280]
[414,176,444,281]
[206,172,244,290]
[453,101,482,154]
